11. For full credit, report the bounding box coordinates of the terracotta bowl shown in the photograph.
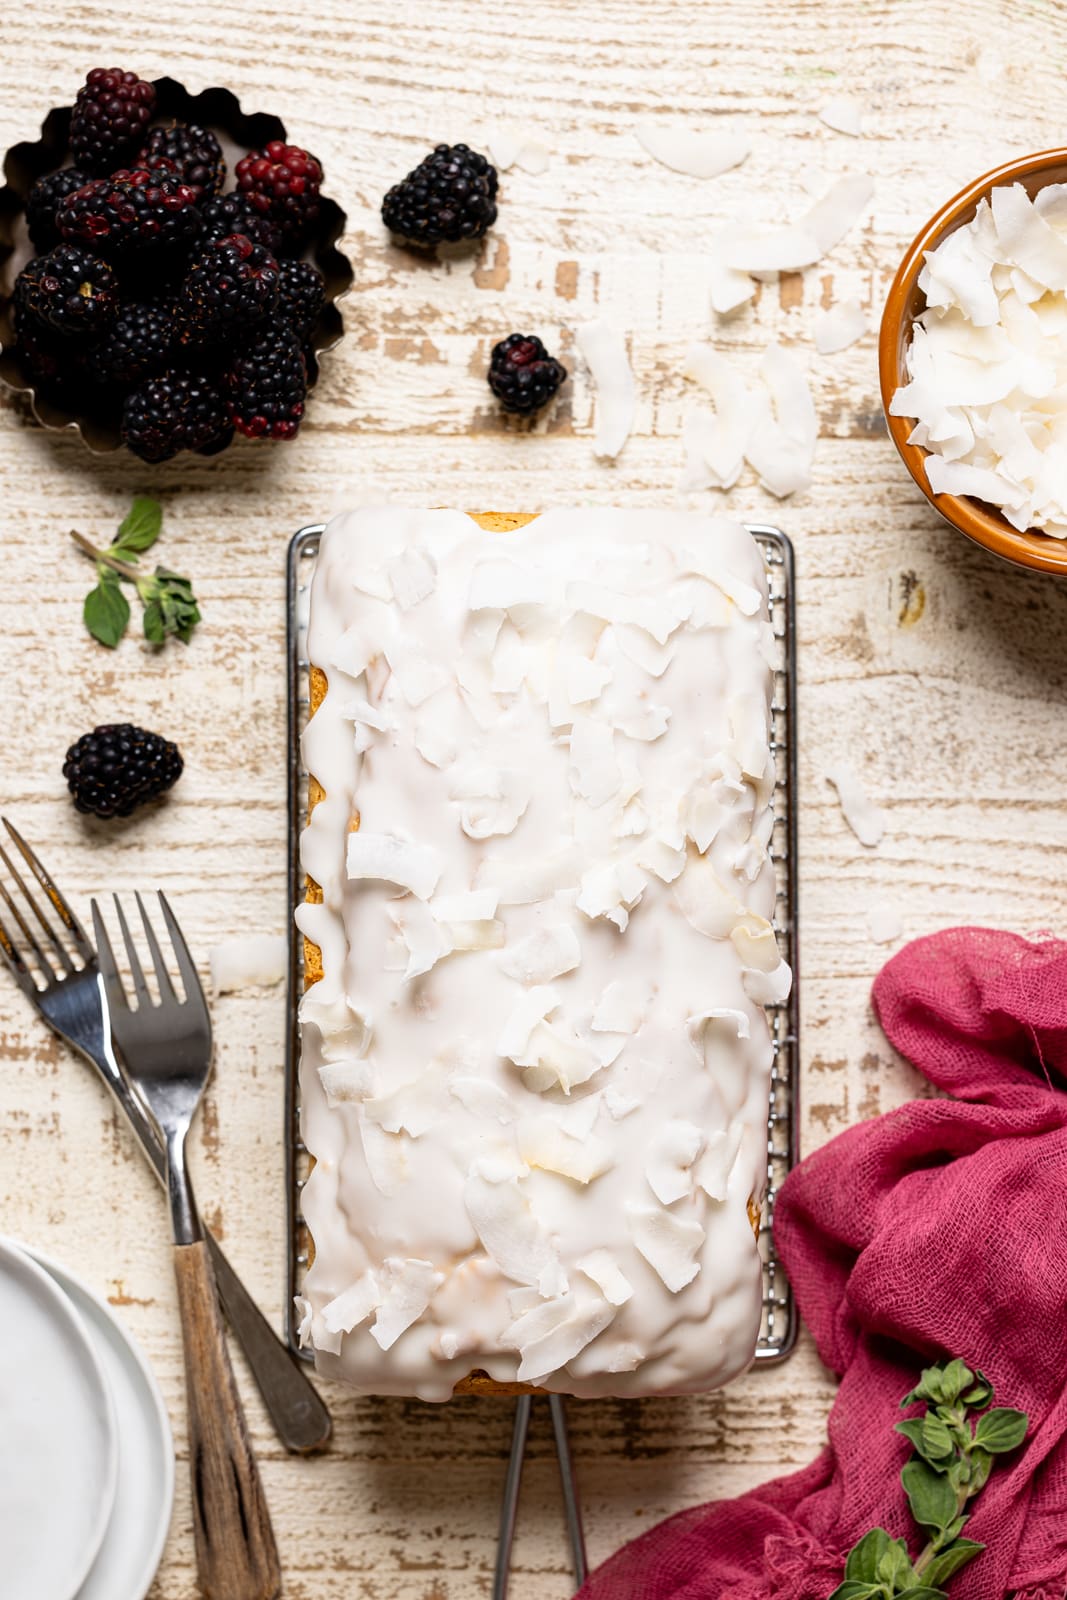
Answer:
[879,148,1067,574]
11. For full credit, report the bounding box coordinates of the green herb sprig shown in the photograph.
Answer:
[830,1358,1027,1600]
[72,497,201,649]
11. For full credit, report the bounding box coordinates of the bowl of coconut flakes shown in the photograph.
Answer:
[880,148,1067,573]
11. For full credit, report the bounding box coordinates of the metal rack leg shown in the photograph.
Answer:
[493,1395,588,1599]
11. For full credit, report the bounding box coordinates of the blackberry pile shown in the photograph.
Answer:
[12,67,330,460]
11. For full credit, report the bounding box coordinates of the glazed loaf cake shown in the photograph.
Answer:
[296,508,789,1401]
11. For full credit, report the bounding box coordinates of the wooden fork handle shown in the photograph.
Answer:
[173,1239,281,1600]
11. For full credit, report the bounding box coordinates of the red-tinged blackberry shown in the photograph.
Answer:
[276,258,325,343]
[63,723,183,820]
[198,192,279,251]
[488,333,567,415]
[58,168,202,258]
[176,232,280,347]
[95,300,176,386]
[25,168,89,251]
[121,370,232,461]
[140,123,225,202]
[224,324,306,439]
[234,141,322,249]
[13,244,118,338]
[382,143,498,248]
[69,68,157,176]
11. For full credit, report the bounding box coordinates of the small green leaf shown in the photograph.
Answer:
[875,1539,916,1587]
[83,572,131,648]
[893,1588,949,1600]
[937,1359,973,1405]
[960,1371,993,1409]
[921,1414,955,1461]
[895,1420,927,1455]
[968,1448,993,1494]
[142,599,165,645]
[113,495,162,555]
[845,1529,894,1583]
[939,1515,968,1544]
[973,1408,1027,1454]
[827,1583,882,1600]
[921,1538,985,1587]
[901,1460,958,1533]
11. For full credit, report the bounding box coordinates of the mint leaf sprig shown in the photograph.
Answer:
[72,497,201,649]
[830,1358,1027,1600]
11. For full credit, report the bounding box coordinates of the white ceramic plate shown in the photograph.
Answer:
[24,1247,175,1600]
[0,1237,118,1600]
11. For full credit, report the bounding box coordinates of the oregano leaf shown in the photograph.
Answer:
[113,495,162,555]
[828,1583,882,1600]
[901,1460,958,1533]
[973,1408,1027,1454]
[894,1420,926,1455]
[875,1539,916,1587]
[845,1529,894,1583]
[83,571,130,648]
[937,1359,973,1405]
[921,1413,955,1461]
[894,1588,949,1600]
[921,1538,985,1587]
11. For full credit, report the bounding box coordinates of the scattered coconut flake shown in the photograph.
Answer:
[387,547,437,610]
[520,1021,603,1095]
[469,559,549,612]
[463,1172,566,1295]
[868,903,904,944]
[515,1296,616,1383]
[681,345,761,488]
[576,318,636,460]
[449,763,531,839]
[364,1070,442,1138]
[626,1203,705,1292]
[209,932,287,995]
[484,127,551,174]
[634,123,750,180]
[448,1075,514,1124]
[359,1117,409,1196]
[804,173,875,255]
[709,257,758,316]
[605,1085,641,1120]
[818,94,864,137]
[577,859,647,932]
[672,847,744,938]
[346,832,444,899]
[566,581,684,645]
[518,1116,614,1184]
[744,344,817,498]
[646,1120,705,1204]
[814,299,867,354]
[322,1270,382,1335]
[696,1125,744,1202]
[431,890,498,923]
[591,978,651,1034]
[383,642,448,706]
[446,917,506,952]
[607,1341,644,1372]
[716,173,872,273]
[686,1007,751,1060]
[294,1295,314,1347]
[414,713,458,770]
[498,986,561,1061]
[577,1249,634,1306]
[476,846,581,904]
[317,1059,373,1106]
[826,761,886,846]
[370,1258,443,1351]
[569,716,621,807]
[499,923,582,985]
[387,899,450,981]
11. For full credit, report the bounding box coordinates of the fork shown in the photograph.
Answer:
[0,819,330,1456]
[93,890,281,1600]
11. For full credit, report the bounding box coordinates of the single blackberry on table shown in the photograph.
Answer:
[13,244,118,338]
[198,192,279,250]
[224,323,306,439]
[488,333,567,415]
[95,300,176,386]
[176,232,280,347]
[25,168,89,251]
[140,123,225,202]
[69,68,157,175]
[121,370,232,461]
[63,724,183,820]
[382,143,498,248]
[234,141,322,249]
[58,168,202,258]
[276,258,325,343]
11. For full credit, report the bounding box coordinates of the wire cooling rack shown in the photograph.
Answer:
[284,522,800,1364]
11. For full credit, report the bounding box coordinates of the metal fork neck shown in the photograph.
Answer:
[164,1124,202,1247]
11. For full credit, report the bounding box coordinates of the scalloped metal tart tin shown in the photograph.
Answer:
[879,147,1067,575]
[0,77,353,455]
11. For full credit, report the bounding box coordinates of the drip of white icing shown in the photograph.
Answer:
[297,508,786,1401]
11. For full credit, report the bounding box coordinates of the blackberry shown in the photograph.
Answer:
[58,168,202,258]
[95,300,176,385]
[276,258,325,343]
[121,370,232,462]
[224,324,306,439]
[63,724,183,820]
[13,323,91,403]
[382,143,498,248]
[487,333,567,415]
[198,192,279,251]
[69,68,157,176]
[234,141,322,249]
[176,232,280,347]
[13,244,117,338]
[25,168,89,251]
[140,123,225,202]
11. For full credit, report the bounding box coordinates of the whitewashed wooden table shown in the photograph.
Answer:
[3,3,1067,1595]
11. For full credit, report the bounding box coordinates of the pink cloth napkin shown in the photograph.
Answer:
[578,927,1067,1599]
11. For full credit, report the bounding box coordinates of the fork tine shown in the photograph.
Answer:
[0,843,75,975]
[0,878,55,982]
[157,891,209,1019]
[2,819,94,962]
[113,896,150,1005]
[90,899,129,1014]
[0,900,38,996]
[135,891,176,1003]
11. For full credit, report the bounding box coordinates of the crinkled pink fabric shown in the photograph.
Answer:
[578,928,1067,1599]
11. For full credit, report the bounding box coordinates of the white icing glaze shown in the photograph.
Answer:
[297,508,788,1400]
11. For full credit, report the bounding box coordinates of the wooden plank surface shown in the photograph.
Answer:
[2,1,1067,1594]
